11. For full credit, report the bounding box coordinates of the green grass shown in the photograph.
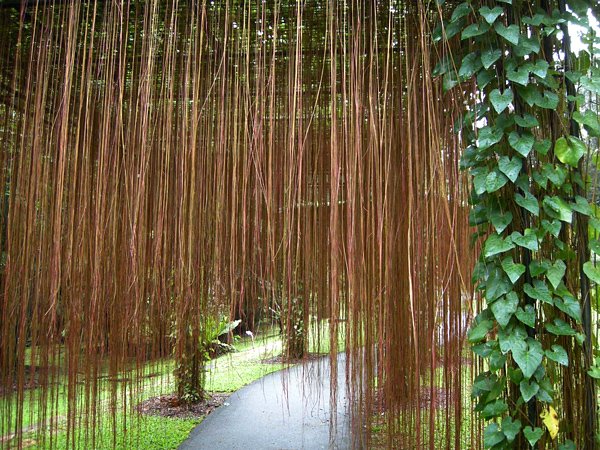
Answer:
[4,320,348,449]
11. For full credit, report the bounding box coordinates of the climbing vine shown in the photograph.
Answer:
[436,0,599,448]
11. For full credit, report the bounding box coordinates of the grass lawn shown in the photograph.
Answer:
[4,326,287,449]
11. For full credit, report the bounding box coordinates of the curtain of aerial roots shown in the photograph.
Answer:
[0,1,475,448]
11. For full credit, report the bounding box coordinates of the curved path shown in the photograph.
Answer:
[179,354,352,450]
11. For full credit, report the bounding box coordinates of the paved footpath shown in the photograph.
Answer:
[179,354,352,450]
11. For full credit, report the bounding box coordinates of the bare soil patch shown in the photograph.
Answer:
[260,353,325,365]
[137,393,230,420]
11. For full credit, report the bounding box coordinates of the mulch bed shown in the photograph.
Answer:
[137,393,231,420]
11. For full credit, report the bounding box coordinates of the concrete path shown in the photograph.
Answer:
[179,354,352,450]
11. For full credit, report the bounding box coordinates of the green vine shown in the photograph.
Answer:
[436,0,600,448]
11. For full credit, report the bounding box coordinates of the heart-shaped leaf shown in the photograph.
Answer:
[481,48,502,69]
[536,90,559,109]
[501,256,525,283]
[483,423,505,448]
[543,196,572,223]
[487,267,512,301]
[481,399,509,419]
[491,210,513,234]
[515,35,541,56]
[546,260,566,290]
[469,320,494,343]
[477,70,495,89]
[555,296,582,322]
[534,139,551,155]
[541,219,561,238]
[571,195,592,216]
[520,379,539,402]
[554,136,585,167]
[501,416,522,443]
[509,131,534,156]
[507,65,530,85]
[489,88,513,113]
[459,52,483,78]
[523,426,544,447]
[584,261,600,284]
[546,344,569,366]
[514,113,539,128]
[541,406,559,440]
[543,163,567,188]
[530,259,551,277]
[484,234,515,258]
[499,324,527,354]
[515,305,536,328]
[491,292,519,328]
[574,109,600,137]
[487,169,509,193]
[510,229,538,251]
[462,22,490,39]
[494,22,520,45]
[478,126,504,149]
[512,338,543,379]
[515,191,539,216]
[498,155,522,182]
[451,2,471,21]
[480,5,504,24]
[545,318,576,336]
[524,280,553,304]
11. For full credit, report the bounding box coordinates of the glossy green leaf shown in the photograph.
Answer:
[543,163,567,188]
[501,416,521,443]
[512,338,543,379]
[523,426,544,447]
[528,60,549,78]
[583,261,600,284]
[515,305,536,328]
[489,88,513,114]
[484,234,515,258]
[541,219,561,238]
[514,113,539,128]
[554,136,585,167]
[534,139,551,155]
[510,229,538,251]
[498,156,521,182]
[543,196,572,223]
[479,5,503,24]
[477,70,495,89]
[473,169,488,195]
[486,169,509,193]
[515,35,540,56]
[494,22,520,45]
[524,280,553,304]
[509,131,534,157]
[459,52,483,78]
[481,399,509,419]
[451,2,471,21]
[530,259,551,277]
[520,379,539,402]
[545,318,576,336]
[515,191,539,216]
[487,267,512,301]
[571,196,592,216]
[536,90,559,109]
[546,344,569,366]
[499,324,527,354]
[491,210,513,234]
[491,292,519,328]
[462,22,490,39]
[506,65,530,85]
[546,260,566,290]
[483,423,505,448]
[555,296,581,322]
[573,109,600,137]
[481,48,502,70]
[469,320,494,343]
[478,126,504,149]
[501,256,525,283]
